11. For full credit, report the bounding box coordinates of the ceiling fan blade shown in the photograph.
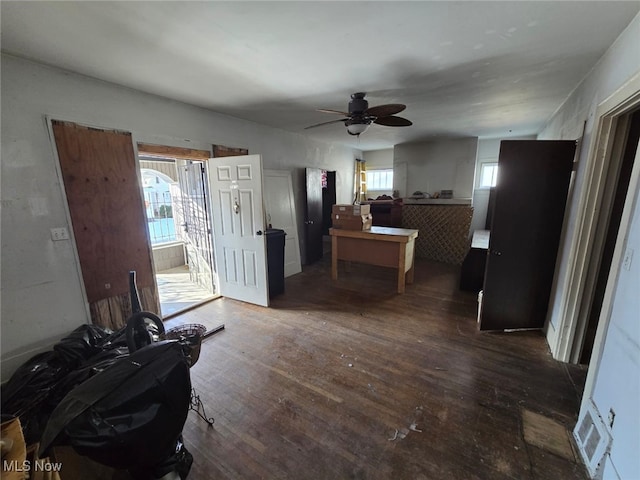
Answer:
[374,116,413,127]
[304,118,348,130]
[316,108,350,115]
[366,104,406,118]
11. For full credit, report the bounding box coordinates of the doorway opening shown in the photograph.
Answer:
[137,145,218,317]
[322,170,337,256]
[304,168,336,263]
[575,108,640,364]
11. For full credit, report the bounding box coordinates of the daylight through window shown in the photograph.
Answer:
[366,169,393,190]
[479,163,498,188]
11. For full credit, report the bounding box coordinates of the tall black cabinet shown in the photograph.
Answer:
[479,140,576,331]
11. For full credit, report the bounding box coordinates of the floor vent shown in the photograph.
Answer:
[573,401,611,478]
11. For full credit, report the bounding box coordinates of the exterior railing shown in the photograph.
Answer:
[145,191,177,244]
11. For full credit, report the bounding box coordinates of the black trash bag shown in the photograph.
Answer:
[1,324,116,444]
[99,326,130,350]
[169,439,193,480]
[1,351,66,414]
[130,436,193,480]
[53,324,113,367]
[2,325,113,412]
[46,346,130,407]
[0,351,69,444]
[39,340,191,474]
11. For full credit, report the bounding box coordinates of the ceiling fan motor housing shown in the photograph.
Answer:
[349,92,369,116]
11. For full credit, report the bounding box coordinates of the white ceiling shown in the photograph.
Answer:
[1,1,639,150]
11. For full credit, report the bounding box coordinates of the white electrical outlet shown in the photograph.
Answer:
[622,248,634,271]
[50,227,70,241]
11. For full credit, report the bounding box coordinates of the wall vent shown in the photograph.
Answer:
[573,400,612,478]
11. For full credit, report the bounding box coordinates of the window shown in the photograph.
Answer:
[479,162,498,188]
[366,169,393,190]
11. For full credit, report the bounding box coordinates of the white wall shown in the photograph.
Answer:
[393,138,478,199]
[363,149,393,169]
[470,136,537,234]
[542,12,640,331]
[591,185,639,479]
[538,12,640,479]
[0,54,360,380]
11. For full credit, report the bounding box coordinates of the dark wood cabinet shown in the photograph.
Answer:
[479,140,576,331]
[363,200,403,227]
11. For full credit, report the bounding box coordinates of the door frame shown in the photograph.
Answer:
[137,143,221,317]
[548,73,640,367]
[263,169,302,277]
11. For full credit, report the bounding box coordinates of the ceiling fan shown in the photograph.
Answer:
[305,92,412,136]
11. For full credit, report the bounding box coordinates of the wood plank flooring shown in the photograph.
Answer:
[167,257,588,480]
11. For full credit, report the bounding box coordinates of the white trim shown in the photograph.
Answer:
[583,132,640,401]
[548,72,640,363]
[570,116,631,361]
[44,115,93,324]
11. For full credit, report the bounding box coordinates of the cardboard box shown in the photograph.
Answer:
[331,204,371,216]
[332,213,373,231]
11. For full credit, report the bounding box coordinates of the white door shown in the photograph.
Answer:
[208,155,269,307]
[264,170,302,277]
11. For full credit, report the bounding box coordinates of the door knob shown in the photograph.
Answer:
[304,220,314,225]
[256,230,263,236]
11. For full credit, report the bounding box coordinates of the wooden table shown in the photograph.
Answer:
[330,226,419,293]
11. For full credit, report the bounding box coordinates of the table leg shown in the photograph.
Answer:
[406,241,416,284]
[397,243,407,294]
[331,235,338,280]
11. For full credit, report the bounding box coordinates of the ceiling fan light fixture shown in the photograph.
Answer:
[346,122,370,136]
[305,93,411,135]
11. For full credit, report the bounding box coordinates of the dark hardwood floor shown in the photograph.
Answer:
[166,257,588,480]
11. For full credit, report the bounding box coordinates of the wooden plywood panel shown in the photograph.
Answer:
[137,142,211,161]
[213,145,249,157]
[89,285,158,330]
[53,121,158,324]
